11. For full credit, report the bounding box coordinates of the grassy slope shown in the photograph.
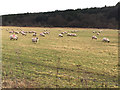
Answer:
[1,26,118,88]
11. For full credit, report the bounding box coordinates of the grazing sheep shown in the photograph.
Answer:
[67,33,77,36]
[24,31,28,33]
[99,30,103,33]
[29,31,33,33]
[43,32,46,34]
[21,32,27,36]
[61,31,67,34]
[71,30,78,33]
[64,31,67,34]
[6,29,9,31]
[32,31,36,33]
[22,33,26,36]
[14,31,19,34]
[92,36,97,40]
[93,31,97,33]
[46,32,50,34]
[10,35,18,40]
[40,33,45,37]
[20,31,24,33]
[9,31,14,33]
[43,32,50,34]
[44,30,48,32]
[33,33,37,36]
[67,33,72,36]
[32,37,39,43]
[97,33,100,35]
[61,32,64,34]
[59,34,63,37]
[102,38,110,43]
[72,34,77,36]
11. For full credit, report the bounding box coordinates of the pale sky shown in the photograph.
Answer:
[0,0,119,15]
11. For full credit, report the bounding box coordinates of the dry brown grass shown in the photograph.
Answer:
[2,78,33,88]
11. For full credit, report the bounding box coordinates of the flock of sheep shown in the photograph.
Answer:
[8,29,51,43]
[3,28,110,43]
[59,30,77,37]
[92,30,110,43]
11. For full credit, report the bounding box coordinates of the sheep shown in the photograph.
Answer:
[72,33,77,36]
[92,36,97,40]
[32,31,36,33]
[99,30,103,33]
[71,30,78,33]
[46,32,50,34]
[20,31,24,33]
[59,34,63,37]
[64,31,67,34]
[40,33,45,37]
[6,29,9,31]
[21,32,27,36]
[67,33,72,36]
[9,31,14,33]
[43,32,50,34]
[44,30,47,32]
[21,33,26,35]
[32,37,39,43]
[102,38,110,43]
[14,31,19,34]
[10,35,18,40]
[61,31,67,34]
[33,33,37,36]
[24,31,28,33]
[97,33,100,35]
[61,32,65,34]
[29,31,33,33]
[67,33,77,36]
[93,31,97,33]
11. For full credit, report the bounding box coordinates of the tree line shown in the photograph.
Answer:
[2,2,120,29]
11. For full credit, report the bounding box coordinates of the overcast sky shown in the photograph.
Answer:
[0,0,119,15]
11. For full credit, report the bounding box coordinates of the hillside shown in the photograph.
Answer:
[2,2,120,29]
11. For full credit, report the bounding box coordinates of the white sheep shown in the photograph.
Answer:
[93,31,97,33]
[9,31,14,33]
[33,33,37,36]
[71,30,78,33]
[40,33,45,37]
[92,36,97,40]
[67,33,77,36]
[15,31,19,34]
[10,35,18,40]
[24,31,28,33]
[21,32,27,36]
[32,37,39,43]
[97,33,100,35]
[59,34,63,37]
[99,30,103,33]
[102,38,110,43]
[61,31,67,34]
[29,31,33,33]
[67,33,72,36]
[72,33,77,36]
[32,31,36,33]
[43,32,50,34]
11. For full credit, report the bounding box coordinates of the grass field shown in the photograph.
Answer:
[1,26,118,88]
